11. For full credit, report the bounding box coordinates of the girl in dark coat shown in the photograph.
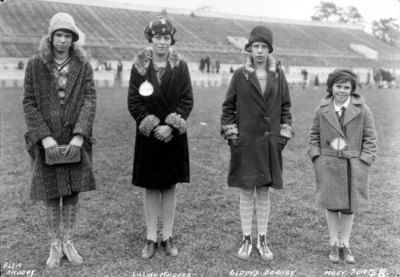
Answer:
[221,26,293,261]
[23,13,96,269]
[127,17,193,259]
[308,68,377,264]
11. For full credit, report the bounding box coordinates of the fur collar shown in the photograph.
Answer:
[243,54,277,80]
[39,36,87,64]
[133,48,181,76]
[319,93,366,107]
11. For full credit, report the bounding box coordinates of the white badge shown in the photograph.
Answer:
[330,137,348,151]
[139,80,154,96]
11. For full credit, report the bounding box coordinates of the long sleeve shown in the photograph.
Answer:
[165,61,194,135]
[308,108,321,162]
[359,105,377,165]
[22,59,52,144]
[279,69,294,139]
[73,63,97,138]
[221,70,238,140]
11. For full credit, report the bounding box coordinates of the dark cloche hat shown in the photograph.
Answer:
[144,17,177,45]
[245,25,273,53]
[326,68,357,94]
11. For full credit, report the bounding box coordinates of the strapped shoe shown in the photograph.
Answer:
[341,246,355,264]
[62,240,83,265]
[257,234,273,260]
[46,239,63,269]
[142,239,156,259]
[329,243,340,263]
[237,235,252,260]
[161,237,178,256]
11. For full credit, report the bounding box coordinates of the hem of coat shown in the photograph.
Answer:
[227,181,283,189]
[29,185,96,202]
[132,180,189,190]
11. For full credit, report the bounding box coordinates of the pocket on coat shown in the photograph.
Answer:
[314,155,349,209]
[278,136,288,151]
[229,135,245,167]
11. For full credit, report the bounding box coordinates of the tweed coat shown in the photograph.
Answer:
[23,37,97,201]
[308,93,377,212]
[221,55,294,189]
[128,48,194,190]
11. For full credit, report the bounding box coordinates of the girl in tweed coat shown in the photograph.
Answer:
[308,68,377,264]
[23,13,96,269]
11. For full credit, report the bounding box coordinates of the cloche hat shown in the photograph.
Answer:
[245,25,273,53]
[48,13,79,42]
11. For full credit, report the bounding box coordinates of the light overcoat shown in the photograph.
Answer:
[308,93,377,212]
[23,37,97,201]
[221,55,293,189]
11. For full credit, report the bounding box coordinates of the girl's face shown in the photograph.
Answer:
[332,80,352,105]
[152,35,172,57]
[251,42,269,65]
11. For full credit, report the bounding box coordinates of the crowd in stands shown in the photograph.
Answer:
[0,0,399,69]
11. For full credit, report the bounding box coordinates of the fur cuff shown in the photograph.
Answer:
[280,124,294,139]
[139,115,160,137]
[165,113,186,135]
[221,124,239,140]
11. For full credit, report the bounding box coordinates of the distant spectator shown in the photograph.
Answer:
[215,59,220,73]
[205,54,210,73]
[314,74,319,91]
[115,60,123,87]
[199,55,206,73]
[18,60,24,70]
[357,73,362,89]
[301,69,308,89]
[230,66,234,73]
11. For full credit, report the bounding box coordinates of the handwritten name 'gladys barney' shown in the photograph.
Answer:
[2,263,35,277]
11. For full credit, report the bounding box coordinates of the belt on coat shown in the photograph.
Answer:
[321,149,361,159]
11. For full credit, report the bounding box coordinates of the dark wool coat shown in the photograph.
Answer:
[221,55,293,189]
[23,37,97,201]
[308,94,377,212]
[128,48,194,190]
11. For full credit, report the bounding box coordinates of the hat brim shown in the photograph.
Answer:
[50,25,79,42]
[245,35,273,53]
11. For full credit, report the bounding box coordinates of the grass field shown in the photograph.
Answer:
[1,86,399,277]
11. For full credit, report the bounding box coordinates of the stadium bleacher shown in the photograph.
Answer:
[0,0,399,69]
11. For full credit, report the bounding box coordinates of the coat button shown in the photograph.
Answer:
[263,117,269,123]
[264,132,269,137]
[60,100,65,105]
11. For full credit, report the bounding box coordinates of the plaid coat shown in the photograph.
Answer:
[23,37,97,201]
[308,94,377,212]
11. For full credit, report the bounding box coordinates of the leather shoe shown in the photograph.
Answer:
[161,237,178,256]
[329,244,340,263]
[142,240,156,259]
[341,246,355,264]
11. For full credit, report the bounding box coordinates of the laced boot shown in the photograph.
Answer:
[237,235,252,260]
[46,239,63,269]
[257,234,273,260]
[329,243,340,263]
[161,237,178,256]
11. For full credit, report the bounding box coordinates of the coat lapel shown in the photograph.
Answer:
[248,72,268,109]
[321,102,346,138]
[343,102,361,127]
[63,56,83,102]
[147,62,171,113]
[263,70,276,100]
